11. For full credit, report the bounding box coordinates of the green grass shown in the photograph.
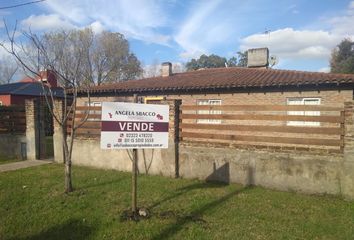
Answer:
[0,164,353,240]
[0,156,22,165]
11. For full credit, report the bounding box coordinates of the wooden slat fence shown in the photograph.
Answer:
[0,106,26,134]
[179,104,345,152]
[68,103,346,153]
[67,106,102,137]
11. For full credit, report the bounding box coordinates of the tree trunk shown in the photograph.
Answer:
[64,157,73,193]
[62,127,73,193]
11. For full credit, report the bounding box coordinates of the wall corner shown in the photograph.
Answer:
[53,100,64,163]
[341,101,354,200]
[25,99,36,160]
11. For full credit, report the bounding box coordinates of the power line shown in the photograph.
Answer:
[0,0,46,10]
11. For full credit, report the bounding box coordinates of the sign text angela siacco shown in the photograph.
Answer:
[101,102,169,149]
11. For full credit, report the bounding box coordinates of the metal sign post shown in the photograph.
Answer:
[132,94,138,214]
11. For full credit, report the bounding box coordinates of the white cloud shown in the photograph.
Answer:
[240,0,354,64]
[174,0,230,59]
[238,1,354,71]
[90,21,105,34]
[318,67,330,73]
[179,50,205,59]
[349,1,354,9]
[326,3,354,37]
[43,0,172,45]
[240,1,354,63]
[0,41,21,59]
[20,14,77,31]
[240,28,340,59]
[287,4,299,14]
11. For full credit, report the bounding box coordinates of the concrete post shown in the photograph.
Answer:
[38,99,46,159]
[173,100,181,178]
[341,101,354,200]
[166,99,181,178]
[25,99,47,160]
[53,100,64,163]
[25,99,38,160]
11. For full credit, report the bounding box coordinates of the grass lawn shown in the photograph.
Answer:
[0,156,22,165]
[0,164,353,240]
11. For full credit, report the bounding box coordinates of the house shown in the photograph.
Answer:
[53,48,354,199]
[0,70,62,106]
[77,61,354,112]
[74,60,354,148]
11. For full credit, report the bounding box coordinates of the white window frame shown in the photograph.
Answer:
[197,99,222,124]
[287,98,321,126]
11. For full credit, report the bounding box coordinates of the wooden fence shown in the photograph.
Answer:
[68,103,346,153]
[67,106,102,137]
[179,104,345,153]
[67,101,177,138]
[0,106,26,134]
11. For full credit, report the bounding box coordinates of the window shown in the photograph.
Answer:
[287,98,321,126]
[197,99,222,124]
[144,96,164,104]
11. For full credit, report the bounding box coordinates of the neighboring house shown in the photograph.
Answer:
[0,70,63,106]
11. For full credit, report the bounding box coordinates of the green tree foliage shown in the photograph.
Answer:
[330,38,354,74]
[186,54,226,70]
[186,52,247,71]
[236,51,247,67]
[227,56,238,67]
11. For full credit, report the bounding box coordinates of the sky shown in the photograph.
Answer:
[0,0,353,73]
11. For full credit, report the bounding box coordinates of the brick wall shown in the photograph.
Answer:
[0,95,11,106]
[25,99,46,160]
[25,99,36,160]
[53,100,64,163]
[78,90,352,109]
[342,101,354,199]
[169,90,352,106]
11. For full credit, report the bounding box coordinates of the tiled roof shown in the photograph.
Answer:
[84,67,354,94]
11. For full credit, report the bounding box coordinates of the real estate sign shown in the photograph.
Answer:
[100,102,169,149]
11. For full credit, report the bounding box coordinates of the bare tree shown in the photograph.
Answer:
[0,56,18,84]
[143,59,161,78]
[143,60,186,78]
[42,28,142,86]
[0,24,91,193]
[172,62,186,74]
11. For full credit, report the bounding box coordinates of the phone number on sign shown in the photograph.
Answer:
[124,138,154,143]
[125,133,153,138]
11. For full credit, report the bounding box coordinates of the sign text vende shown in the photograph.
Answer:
[100,102,169,149]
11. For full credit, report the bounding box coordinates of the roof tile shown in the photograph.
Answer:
[82,67,354,94]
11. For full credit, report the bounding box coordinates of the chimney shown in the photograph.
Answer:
[37,70,57,88]
[161,62,172,77]
[247,47,269,68]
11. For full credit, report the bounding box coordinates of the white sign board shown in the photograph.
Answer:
[101,102,169,149]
